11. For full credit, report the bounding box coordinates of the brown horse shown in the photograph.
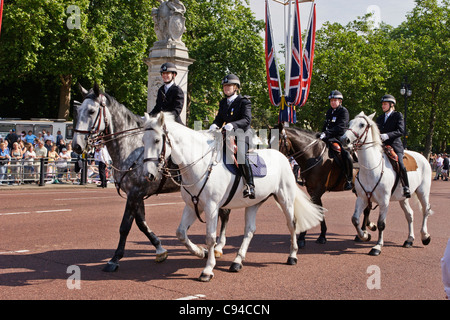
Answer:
[274,124,374,247]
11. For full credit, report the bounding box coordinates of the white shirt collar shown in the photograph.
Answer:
[385,110,394,118]
[164,81,174,92]
[227,93,238,105]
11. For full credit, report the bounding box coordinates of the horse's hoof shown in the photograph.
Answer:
[298,239,306,249]
[403,240,413,248]
[422,236,431,246]
[155,251,168,263]
[354,235,363,242]
[102,261,119,272]
[286,257,297,265]
[214,250,223,259]
[368,223,377,232]
[198,272,214,282]
[229,262,242,273]
[368,248,381,256]
[316,236,327,245]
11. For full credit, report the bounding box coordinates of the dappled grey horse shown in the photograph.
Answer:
[72,84,230,272]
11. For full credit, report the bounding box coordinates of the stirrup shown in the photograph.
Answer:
[243,185,255,199]
[403,186,411,198]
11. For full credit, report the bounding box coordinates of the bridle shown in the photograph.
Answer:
[346,116,374,151]
[142,125,172,175]
[73,94,111,150]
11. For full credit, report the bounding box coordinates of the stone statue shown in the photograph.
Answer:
[152,0,186,45]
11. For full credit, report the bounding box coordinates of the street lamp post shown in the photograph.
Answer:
[400,75,412,149]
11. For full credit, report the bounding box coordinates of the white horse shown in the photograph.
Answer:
[142,112,323,282]
[340,111,433,255]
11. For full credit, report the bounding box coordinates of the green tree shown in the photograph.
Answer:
[183,0,271,128]
[389,0,449,156]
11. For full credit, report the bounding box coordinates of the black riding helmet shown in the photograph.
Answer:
[328,90,343,100]
[160,62,177,75]
[381,94,396,105]
[221,74,241,88]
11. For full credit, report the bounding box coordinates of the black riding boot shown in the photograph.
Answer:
[400,167,411,198]
[342,150,354,190]
[240,156,255,199]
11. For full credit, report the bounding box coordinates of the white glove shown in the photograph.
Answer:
[224,123,234,131]
[319,132,326,140]
[208,124,219,131]
[380,133,389,142]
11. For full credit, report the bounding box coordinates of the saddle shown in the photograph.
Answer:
[224,153,267,177]
[384,145,418,172]
[222,135,267,177]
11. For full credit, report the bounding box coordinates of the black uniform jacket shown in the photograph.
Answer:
[150,84,185,124]
[375,111,405,154]
[321,105,349,142]
[213,95,251,132]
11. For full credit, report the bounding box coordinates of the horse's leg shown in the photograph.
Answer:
[351,197,371,242]
[229,204,260,273]
[416,189,432,245]
[369,204,388,256]
[355,206,376,242]
[134,199,168,262]
[199,207,219,282]
[103,199,135,272]
[313,196,327,245]
[215,208,230,258]
[176,206,207,259]
[399,199,415,248]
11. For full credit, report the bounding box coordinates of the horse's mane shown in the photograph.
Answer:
[103,92,144,126]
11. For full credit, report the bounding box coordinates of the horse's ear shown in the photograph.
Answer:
[357,111,365,117]
[368,112,376,120]
[93,82,101,97]
[78,83,88,98]
[144,112,151,122]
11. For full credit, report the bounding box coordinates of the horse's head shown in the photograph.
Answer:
[142,112,171,182]
[72,83,113,154]
[340,111,381,150]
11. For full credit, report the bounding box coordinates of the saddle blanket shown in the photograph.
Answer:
[224,153,267,178]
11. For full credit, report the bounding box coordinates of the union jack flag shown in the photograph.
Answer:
[298,3,316,107]
[265,0,282,106]
[286,0,303,106]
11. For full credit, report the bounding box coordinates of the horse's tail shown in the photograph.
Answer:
[293,188,324,233]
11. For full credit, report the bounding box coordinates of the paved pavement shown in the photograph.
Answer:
[1,179,449,304]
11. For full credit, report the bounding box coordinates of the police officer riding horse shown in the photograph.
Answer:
[318,90,354,191]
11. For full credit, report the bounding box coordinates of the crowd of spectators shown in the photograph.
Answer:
[430,153,449,181]
[0,128,111,186]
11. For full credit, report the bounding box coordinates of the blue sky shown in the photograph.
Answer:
[248,0,417,48]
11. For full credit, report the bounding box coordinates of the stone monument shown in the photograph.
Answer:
[145,0,194,124]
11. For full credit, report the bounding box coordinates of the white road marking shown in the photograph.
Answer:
[0,209,72,216]
[54,196,117,201]
[0,250,30,255]
[176,294,206,300]
[145,202,184,207]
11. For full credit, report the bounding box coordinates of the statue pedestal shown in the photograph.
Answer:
[145,42,195,124]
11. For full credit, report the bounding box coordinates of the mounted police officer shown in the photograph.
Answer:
[375,94,411,198]
[318,90,353,190]
[209,74,255,199]
[149,62,185,125]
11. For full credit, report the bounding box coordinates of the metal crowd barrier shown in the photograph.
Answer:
[0,157,113,186]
